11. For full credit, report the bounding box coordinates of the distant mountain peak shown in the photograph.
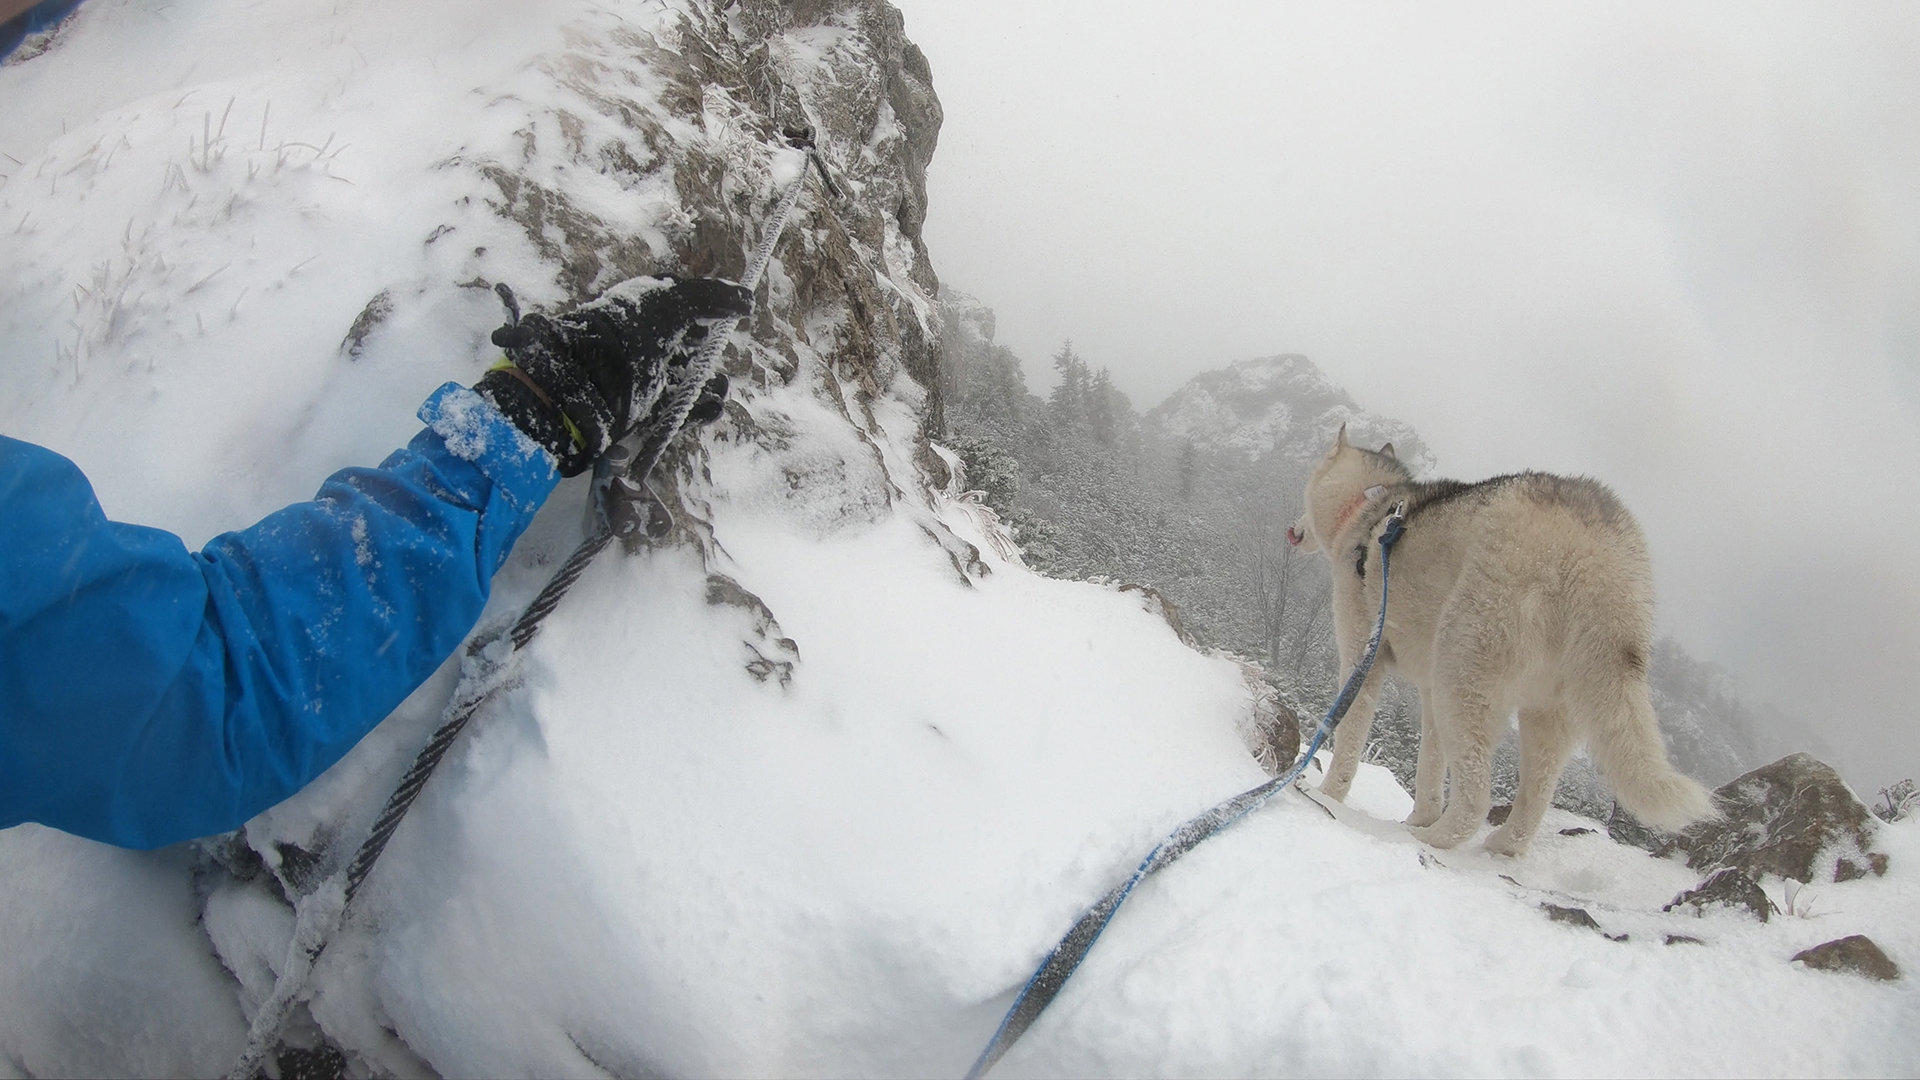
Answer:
[1147,353,1433,471]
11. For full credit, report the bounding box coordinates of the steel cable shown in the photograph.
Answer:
[226,137,821,1080]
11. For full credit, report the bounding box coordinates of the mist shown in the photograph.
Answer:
[892,0,1920,793]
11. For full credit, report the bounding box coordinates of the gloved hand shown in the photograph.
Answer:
[476,276,752,476]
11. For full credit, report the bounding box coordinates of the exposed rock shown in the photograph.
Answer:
[1662,754,1888,884]
[1541,903,1601,931]
[1255,704,1302,778]
[339,289,394,359]
[1559,827,1596,837]
[1664,868,1778,923]
[1120,583,1195,647]
[706,573,800,686]
[1664,934,1705,946]
[1792,935,1900,981]
[1835,853,1890,883]
[1487,803,1512,826]
[1232,660,1301,776]
[450,0,948,546]
[1607,803,1662,851]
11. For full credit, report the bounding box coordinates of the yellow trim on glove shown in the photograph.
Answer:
[490,356,587,451]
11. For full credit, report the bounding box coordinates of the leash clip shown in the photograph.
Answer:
[1378,500,1408,551]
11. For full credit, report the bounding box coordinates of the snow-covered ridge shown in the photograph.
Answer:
[2,3,1917,1077]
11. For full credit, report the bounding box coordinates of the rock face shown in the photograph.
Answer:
[428,0,944,493]
[1662,754,1888,885]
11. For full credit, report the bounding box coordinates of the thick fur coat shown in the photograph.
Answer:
[1288,427,1716,856]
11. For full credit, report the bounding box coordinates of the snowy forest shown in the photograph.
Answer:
[937,288,1803,816]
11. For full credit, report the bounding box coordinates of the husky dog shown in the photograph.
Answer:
[1286,427,1716,856]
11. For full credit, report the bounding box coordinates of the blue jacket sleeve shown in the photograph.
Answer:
[0,383,560,849]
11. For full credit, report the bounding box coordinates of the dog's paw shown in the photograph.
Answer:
[1317,776,1353,803]
[1404,805,1442,828]
[1409,820,1473,849]
[1483,824,1531,858]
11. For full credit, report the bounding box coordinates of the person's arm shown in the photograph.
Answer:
[0,385,556,848]
[0,276,749,849]
[1,0,83,60]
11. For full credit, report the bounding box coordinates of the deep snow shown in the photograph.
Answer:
[2,2,1917,1077]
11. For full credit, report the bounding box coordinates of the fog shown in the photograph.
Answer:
[891,0,1920,793]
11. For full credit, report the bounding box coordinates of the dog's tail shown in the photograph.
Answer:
[1589,680,1719,831]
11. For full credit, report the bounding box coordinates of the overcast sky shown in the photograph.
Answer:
[889,0,1920,793]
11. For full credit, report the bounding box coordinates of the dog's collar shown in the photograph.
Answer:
[1329,485,1389,538]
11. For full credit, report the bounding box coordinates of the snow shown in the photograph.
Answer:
[3,2,1919,1077]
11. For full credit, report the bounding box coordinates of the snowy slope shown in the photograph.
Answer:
[3,3,1918,1078]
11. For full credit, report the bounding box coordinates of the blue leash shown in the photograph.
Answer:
[965,502,1407,1080]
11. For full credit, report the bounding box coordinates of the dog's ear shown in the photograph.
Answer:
[1379,441,1396,460]
[1331,424,1349,456]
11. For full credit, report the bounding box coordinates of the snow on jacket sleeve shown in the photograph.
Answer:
[0,383,559,849]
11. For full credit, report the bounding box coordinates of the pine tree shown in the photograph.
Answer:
[1049,341,1088,430]
[1089,368,1116,447]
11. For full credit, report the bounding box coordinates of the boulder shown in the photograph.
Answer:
[1660,754,1889,884]
[1792,935,1900,981]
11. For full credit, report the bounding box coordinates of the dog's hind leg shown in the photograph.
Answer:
[1484,705,1573,857]
[1409,682,1499,849]
[1405,686,1444,828]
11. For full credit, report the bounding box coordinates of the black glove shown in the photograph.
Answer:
[477,277,752,476]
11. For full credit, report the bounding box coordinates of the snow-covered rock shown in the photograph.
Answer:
[1145,353,1433,470]
[1667,753,1891,885]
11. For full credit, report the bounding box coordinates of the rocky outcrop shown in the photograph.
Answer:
[457,0,945,502]
[1661,754,1888,884]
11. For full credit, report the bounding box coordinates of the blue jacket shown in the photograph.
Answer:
[0,384,558,849]
[1,0,86,61]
